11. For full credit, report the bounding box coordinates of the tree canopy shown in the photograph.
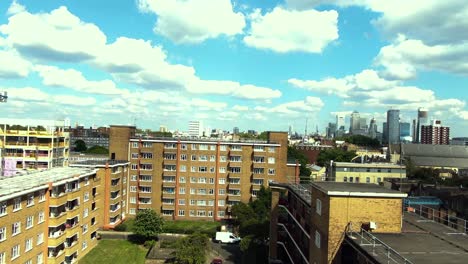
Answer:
[231,186,272,263]
[133,209,164,240]
[316,148,356,167]
[85,145,109,154]
[173,233,209,264]
[74,139,87,152]
[287,146,312,178]
[337,135,381,147]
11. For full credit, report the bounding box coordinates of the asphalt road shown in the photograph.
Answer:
[209,241,242,264]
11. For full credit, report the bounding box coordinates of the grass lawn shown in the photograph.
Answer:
[117,219,220,236]
[164,220,221,236]
[79,240,147,264]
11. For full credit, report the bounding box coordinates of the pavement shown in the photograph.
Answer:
[209,241,242,264]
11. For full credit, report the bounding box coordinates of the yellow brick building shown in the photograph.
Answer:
[0,118,70,175]
[269,181,407,264]
[330,162,406,184]
[0,160,129,264]
[109,126,289,221]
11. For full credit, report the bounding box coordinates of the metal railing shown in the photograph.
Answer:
[404,204,468,234]
[347,227,413,264]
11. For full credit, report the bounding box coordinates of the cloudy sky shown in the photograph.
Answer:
[0,0,467,136]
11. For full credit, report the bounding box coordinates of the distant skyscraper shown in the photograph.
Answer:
[288,125,293,136]
[350,111,360,134]
[188,120,203,137]
[382,122,388,144]
[368,118,378,139]
[421,120,450,145]
[412,119,417,142]
[233,127,239,134]
[336,114,345,131]
[400,122,411,142]
[326,122,337,139]
[416,108,429,143]
[359,117,368,131]
[387,109,400,144]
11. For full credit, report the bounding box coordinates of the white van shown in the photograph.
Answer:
[214,231,241,244]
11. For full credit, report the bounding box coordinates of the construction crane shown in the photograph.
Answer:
[0,91,7,102]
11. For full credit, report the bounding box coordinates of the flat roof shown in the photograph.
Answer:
[311,182,407,198]
[333,162,405,168]
[0,167,96,202]
[359,212,468,264]
[130,137,280,146]
[70,159,129,167]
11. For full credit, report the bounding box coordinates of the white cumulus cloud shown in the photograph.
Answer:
[244,7,338,53]
[137,0,245,44]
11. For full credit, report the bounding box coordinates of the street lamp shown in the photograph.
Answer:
[0,91,7,102]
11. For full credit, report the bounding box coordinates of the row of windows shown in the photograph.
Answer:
[132,153,276,163]
[0,212,45,242]
[132,142,276,153]
[0,191,46,216]
[131,166,276,176]
[339,167,404,173]
[130,176,270,186]
[343,176,382,183]
[0,233,44,262]
[0,250,43,264]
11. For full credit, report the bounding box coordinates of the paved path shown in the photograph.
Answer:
[209,242,242,264]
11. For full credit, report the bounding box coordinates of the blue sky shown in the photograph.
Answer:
[0,0,467,136]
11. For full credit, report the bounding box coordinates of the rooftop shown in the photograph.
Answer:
[270,181,407,206]
[351,212,468,264]
[130,136,279,145]
[311,182,407,197]
[70,159,129,167]
[0,167,96,201]
[333,162,405,168]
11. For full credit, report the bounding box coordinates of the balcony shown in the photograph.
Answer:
[163,170,176,176]
[139,191,153,198]
[65,217,79,231]
[48,243,65,259]
[50,193,67,206]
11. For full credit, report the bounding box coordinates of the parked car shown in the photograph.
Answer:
[211,258,223,264]
[214,231,241,244]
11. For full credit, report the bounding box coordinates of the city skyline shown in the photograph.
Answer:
[1,0,468,136]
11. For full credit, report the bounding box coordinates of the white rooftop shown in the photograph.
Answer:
[0,118,66,128]
[0,167,96,201]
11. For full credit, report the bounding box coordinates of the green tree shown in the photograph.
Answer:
[133,209,164,240]
[257,131,268,140]
[316,148,356,167]
[337,135,380,147]
[173,233,209,264]
[74,139,87,152]
[231,203,256,225]
[287,146,312,179]
[85,146,109,154]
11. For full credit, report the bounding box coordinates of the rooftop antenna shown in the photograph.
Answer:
[305,118,308,139]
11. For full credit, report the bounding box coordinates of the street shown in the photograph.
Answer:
[209,241,242,264]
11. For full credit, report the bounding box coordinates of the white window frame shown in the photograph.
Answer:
[0,227,6,242]
[316,199,322,215]
[25,237,33,252]
[315,231,321,248]
[26,215,34,229]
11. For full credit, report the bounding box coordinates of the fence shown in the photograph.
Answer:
[346,227,413,264]
[404,204,468,234]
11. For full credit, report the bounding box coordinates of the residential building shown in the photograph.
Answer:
[68,126,110,150]
[109,125,289,221]
[188,121,203,138]
[0,167,101,264]
[387,109,400,144]
[451,137,468,146]
[269,181,407,264]
[0,118,69,176]
[269,181,468,264]
[70,160,130,229]
[415,108,429,143]
[329,162,406,184]
[421,120,450,145]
